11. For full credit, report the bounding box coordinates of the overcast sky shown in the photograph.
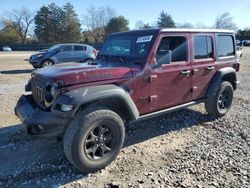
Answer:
[0,0,249,29]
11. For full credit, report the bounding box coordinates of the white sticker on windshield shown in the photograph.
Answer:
[136,35,153,43]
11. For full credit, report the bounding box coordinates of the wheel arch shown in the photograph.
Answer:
[76,97,135,123]
[83,58,94,63]
[206,67,237,97]
[57,84,139,123]
[42,58,55,65]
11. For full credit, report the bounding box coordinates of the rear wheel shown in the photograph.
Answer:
[205,81,233,117]
[85,59,94,65]
[63,106,125,172]
[42,60,54,67]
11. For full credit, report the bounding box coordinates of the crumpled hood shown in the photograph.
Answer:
[34,62,136,86]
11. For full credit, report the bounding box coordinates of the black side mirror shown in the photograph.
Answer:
[152,50,172,69]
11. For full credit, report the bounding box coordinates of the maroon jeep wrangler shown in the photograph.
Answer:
[15,29,239,172]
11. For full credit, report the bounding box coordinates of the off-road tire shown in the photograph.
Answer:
[63,106,125,172]
[205,81,233,117]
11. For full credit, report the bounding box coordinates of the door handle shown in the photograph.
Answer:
[180,70,191,76]
[206,66,215,71]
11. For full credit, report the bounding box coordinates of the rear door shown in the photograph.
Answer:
[73,45,87,62]
[149,33,193,111]
[190,34,217,100]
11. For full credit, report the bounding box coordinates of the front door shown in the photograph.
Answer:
[149,34,193,112]
[55,45,74,63]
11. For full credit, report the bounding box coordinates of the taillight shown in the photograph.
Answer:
[92,49,97,56]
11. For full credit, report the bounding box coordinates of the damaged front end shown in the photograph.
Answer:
[15,75,73,137]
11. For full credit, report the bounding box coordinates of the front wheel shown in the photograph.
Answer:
[63,106,125,172]
[205,81,234,117]
[42,60,54,67]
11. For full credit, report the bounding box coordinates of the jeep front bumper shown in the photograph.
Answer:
[14,95,71,137]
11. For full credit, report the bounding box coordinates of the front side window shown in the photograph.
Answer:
[60,45,72,52]
[217,35,235,58]
[156,36,187,65]
[194,36,213,59]
[48,45,60,52]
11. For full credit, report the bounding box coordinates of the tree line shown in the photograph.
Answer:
[0,3,249,44]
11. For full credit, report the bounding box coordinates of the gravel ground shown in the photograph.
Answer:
[0,49,249,188]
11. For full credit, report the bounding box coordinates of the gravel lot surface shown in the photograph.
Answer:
[0,49,249,188]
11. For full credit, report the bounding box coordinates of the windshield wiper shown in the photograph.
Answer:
[112,55,126,63]
[97,54,142,67]
[98,54,126,63]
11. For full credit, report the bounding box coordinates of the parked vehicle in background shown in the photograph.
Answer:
[236,40,241,46]
[29,44,97,68]
[243,40,250,46]
[236,46,243,62]
[15,29,239,172]
[2,46,12,51]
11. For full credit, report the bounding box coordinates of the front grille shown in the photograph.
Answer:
[31,77,46,109]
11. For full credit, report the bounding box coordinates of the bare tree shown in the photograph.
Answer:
[214,12,237,30]
[0,21,4,29]
[83,6,116,30]
[3,7,34,43]
[134,20,153,30]
[82,6,116,42]
[177,22,195,28]
[195,22,211,29]
[134,20,144,29]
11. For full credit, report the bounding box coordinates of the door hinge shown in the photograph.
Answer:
[149,95,158,102]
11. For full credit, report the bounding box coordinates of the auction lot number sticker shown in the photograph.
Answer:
[136,35,153,43]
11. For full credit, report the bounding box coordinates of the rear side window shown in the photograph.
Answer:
[156,36,187,64]
[217,35,235,57]
[74,45,87,51]
[194,36,213,59]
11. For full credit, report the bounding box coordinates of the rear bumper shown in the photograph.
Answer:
[14,95,71,137]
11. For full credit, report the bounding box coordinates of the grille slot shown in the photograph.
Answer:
[31,77,46,109]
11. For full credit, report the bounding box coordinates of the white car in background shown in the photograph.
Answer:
[2,46,12,51]
[236,40,241,46]
[243,40,250,46]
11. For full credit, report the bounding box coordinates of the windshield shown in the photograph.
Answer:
[48,45,60,52]
[98,34,156,61]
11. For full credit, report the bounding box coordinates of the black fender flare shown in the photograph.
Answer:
[206,67,237,97]
[55,84,140,121]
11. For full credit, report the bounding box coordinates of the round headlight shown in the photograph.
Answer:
[46,84,52,92]
[44,83,59,108]
[51,86,56,96]
[44,84,53,103]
